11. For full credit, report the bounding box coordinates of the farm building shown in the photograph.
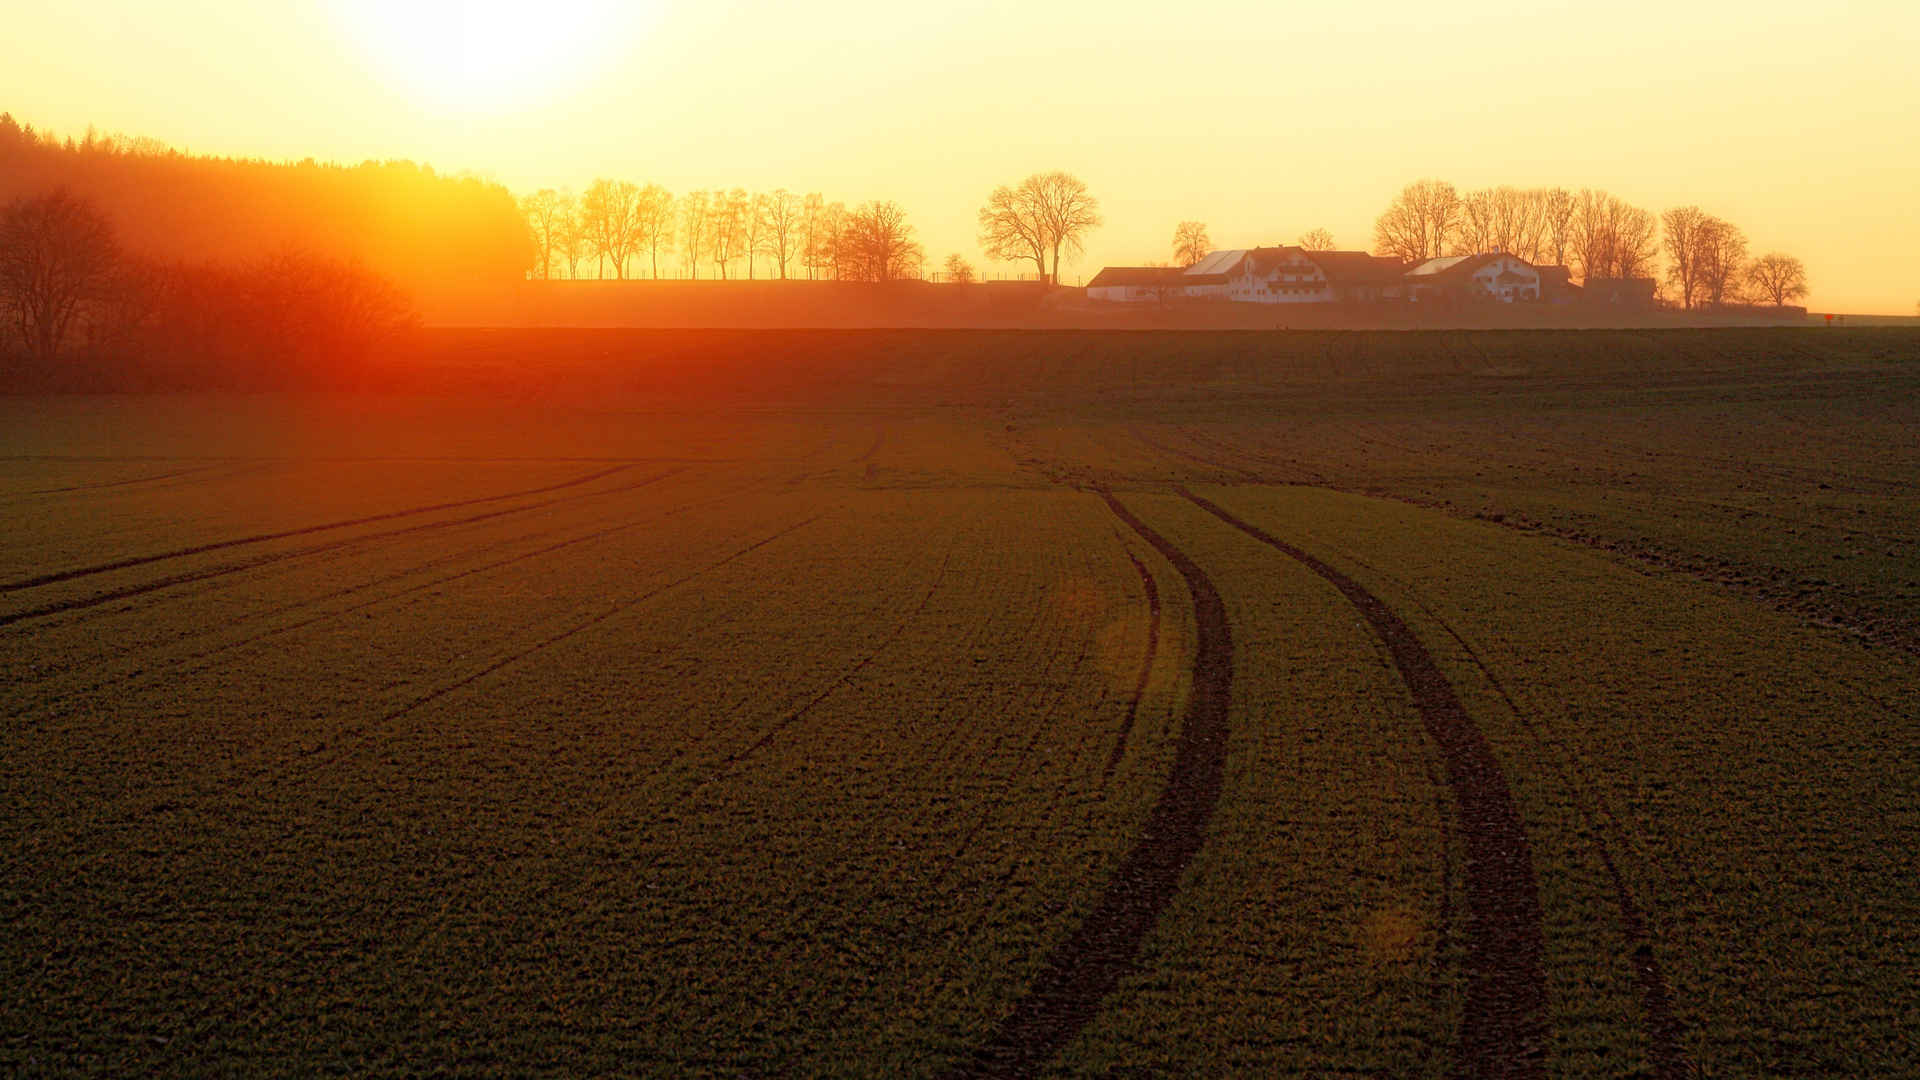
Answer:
[1179,249,1244,300]
[1086,266,1186,303]
[1583,277,1658,307]
[1404,253,1542,303]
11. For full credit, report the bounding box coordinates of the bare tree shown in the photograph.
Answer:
[1297,228,1335,251]
[742,192,767,279]
[1456,188,1496,255]
[707,188,749,280]
[979,183,1048,282]
[799,193,827,280]
[1745,253,1808,307]
[1489,187,1545,262]
[554,190,586,279]
[1541,187,1576,267]
[634,184,674,280]
[763,189,802,280]
[1662,205,1710,309]
[979,171,1099,284]
[1574,190,1656,285]
[580,178,642,279]
[1612,205,1659,281]
[1173,221,1210,266]
[1032,171,1100,284]
[1696,217,1748,308]
[943,253,975,284]
[838,201,922,282]
[678,189,710,279]
[0,190,118,364]
[1373,179,1460,262]
[519,188,566,279]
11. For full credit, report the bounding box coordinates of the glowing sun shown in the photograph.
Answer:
[336,0,648,110]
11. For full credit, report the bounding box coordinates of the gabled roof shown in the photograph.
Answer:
[1406,254,1478,278]
[1183,249,1248,277]
[1406,252,1538,281]
[1088,266,1184,288]
[1304,250,1407,284]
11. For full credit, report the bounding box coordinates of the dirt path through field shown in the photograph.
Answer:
[1180,487,1547,1080]
[947,488,1232,1077]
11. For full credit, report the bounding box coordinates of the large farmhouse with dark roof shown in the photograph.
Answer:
[1091,245,1562,305]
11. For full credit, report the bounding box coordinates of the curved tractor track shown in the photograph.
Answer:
[947,488,1233,1078]
[1178,486,1548,1080]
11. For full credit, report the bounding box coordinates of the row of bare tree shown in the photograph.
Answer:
[1,190,415,383]
[519,184,923,283]
[1372,180,1808,307]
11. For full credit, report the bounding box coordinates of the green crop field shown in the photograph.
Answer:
[4,328,1916,1076]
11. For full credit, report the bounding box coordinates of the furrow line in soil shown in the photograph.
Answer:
[16,463,230,497]
[4,512,828,870]
[1178,486,1548,1080]
[1126,425,1261,482]
[945,486,1232,1078]
[0,463,637,592]
[0,468,685,629]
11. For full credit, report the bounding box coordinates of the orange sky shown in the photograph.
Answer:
[6,1,1917,312]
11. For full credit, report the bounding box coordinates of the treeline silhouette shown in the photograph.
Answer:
[522,183,923,282]
[2,189,416,389]
[0,114,529,290]
[1371,180,1807,308]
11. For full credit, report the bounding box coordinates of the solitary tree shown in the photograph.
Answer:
[0,191,118,365]
[979,171,1099,284]
[1297,228,1335,251]
[1745,253,1808,307]
[1173,221,1210,266]
[1373,179,1460,262]
[943,253,975,284]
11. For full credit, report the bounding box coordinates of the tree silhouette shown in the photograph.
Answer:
[1373,179,1460,262]
[979,171,1099,284]
[1297,228,1335,251]
[1173,221,1210,266]
[1,190,117,364]
[943,253,975,284]
[1745,253,1808,307]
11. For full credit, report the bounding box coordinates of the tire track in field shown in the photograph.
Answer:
[0,464,635,593]
[0,468,683,629]
[1178,487,1547,1080]
[18,463,230,496]
[947,487,1232,1078]
[1100,544,1161,785]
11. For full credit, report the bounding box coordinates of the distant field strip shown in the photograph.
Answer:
[1179,487,1547,1079]
[0,467,682,628]
[0,463,636,592]
[950,488,1231,1076]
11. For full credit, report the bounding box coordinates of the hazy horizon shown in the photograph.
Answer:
[6,1,1916,312]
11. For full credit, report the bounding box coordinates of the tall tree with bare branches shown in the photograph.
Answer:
[1542,187,1576,267]
[519,188,566,279]
[1031,171,1100,284]
[634,184,674,280]
[1297,228,1336,251]
[763,189,802,280]
[1662,205,1711,309]
[838,201,922,282]
[1172,221,1210,266]
[1746,253,1808,307]
[580,179,644,279]
[979,182,1048,282]
[678,190,710,279]
[0,190,118,364]
[1373,179,1460,262]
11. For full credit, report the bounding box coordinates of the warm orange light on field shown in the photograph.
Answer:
[331,0,654,111]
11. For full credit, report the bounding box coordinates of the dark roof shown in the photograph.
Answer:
[1244,246,1303,274]
[1304,250,1407,284]
[1088,266,1185,288]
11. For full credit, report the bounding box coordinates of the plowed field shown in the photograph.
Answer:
[5,328,1916,1075]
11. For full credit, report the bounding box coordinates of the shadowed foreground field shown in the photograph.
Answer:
[3,328,1916,1075]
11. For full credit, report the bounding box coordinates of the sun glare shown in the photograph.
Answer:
[336,0,645,111]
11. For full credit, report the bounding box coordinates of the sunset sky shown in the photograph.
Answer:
[6,1,1917,312]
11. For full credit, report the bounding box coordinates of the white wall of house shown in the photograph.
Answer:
[1089,285,1161,303]
[1229,252,1335,304]
[1469,255,1541,301]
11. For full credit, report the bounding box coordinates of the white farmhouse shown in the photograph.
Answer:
[1404,253,1542,302]
[1086,266,1187,303]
